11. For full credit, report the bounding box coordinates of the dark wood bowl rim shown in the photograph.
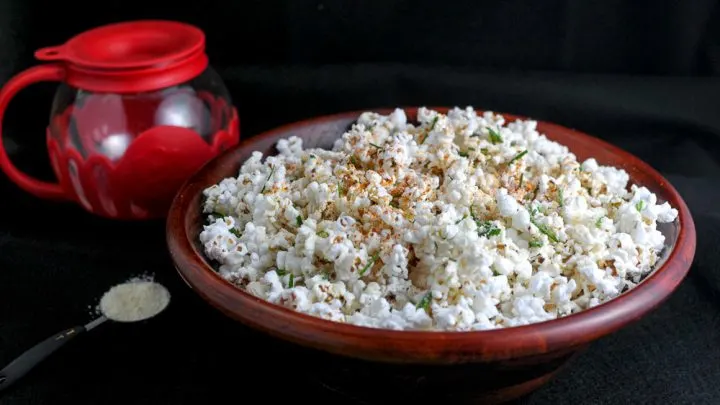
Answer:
[167,107,696,364]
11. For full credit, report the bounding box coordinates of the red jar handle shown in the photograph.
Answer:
[0,64,69,200]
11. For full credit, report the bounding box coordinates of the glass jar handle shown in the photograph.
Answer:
[0,64,69,200]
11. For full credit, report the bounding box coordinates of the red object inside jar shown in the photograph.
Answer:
[47,87,239,219]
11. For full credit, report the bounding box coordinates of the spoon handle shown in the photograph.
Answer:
[0,325,86,393]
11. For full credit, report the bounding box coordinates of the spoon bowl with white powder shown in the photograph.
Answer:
[98,277,171,323]
[167,106,695,403]
[0,277,170,393]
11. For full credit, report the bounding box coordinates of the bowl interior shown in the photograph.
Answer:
[167,107,695,364]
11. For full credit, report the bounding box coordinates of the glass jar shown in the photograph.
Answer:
[0,20,240,219]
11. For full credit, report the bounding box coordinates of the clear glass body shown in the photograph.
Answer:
[44,66,237,219]
[48,66,234,161]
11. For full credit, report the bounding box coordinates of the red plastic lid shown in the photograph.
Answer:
[34,20,208,93]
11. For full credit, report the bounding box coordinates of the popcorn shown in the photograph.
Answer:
[199,107,678,331]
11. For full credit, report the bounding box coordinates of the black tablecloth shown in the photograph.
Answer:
[1,2,720,404]
[1,65,718,405]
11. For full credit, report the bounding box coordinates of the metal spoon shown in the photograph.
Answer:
[0,278,170,393]
[0,316,108,392]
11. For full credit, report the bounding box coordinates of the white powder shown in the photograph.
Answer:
[98,277,171,322]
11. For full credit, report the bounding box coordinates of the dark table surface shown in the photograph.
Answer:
[1,1,720,403]
[1,65,719,405]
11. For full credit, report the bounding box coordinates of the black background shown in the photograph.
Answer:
[1,1,719,404]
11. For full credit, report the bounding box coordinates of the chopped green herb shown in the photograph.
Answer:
[519,173,524,187]
[229,228,241,237]
[480,148,489,155]
[557,188,564,207]
[529,239,543,248]
[508,150,528,164]
[309,154,316,160]
[530,216,559,243]
[317,230,329,238]
[471,204,498,236]
[276,268,287,276]
[455,215,467,224]
[488,127,503,144]
[338,183,345,197]
[477,221,501,238]
[458,151,469,157]
[288,273,295,288]
[492,266,501,276]
[468,147,476,151]
[359,253,379,276]
[595,217,604,228]
[369,142,383,150]
[419,117,440,144]
[260,166,275,193]
[416,292,432,311]
[350,155,362,167]
[635,200,646,212]
[296,215,303,227]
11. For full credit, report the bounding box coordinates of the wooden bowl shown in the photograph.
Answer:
[166,107,696,404]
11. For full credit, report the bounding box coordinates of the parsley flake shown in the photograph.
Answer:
[530,215,559,243]
[369,142,383,150]
[288,273,295,288]
[296,215,303,227]
[470,205,501,237]
[529,239,543,248]
[260,166,275,193]
[416,292,432,311]
[557,188,564,207]
[488,127,503,144]
[229,228,241,237]
[635,200,646,212]
[508,150,528,164]
[477,221,501,238]
[317,230,329,238]
[359,253,379,276]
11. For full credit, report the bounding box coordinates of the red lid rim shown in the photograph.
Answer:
[34,20,206,71]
